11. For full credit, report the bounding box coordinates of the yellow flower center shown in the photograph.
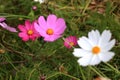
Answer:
[69,42,74,46]
[46,29,54,35]
[92,46,100,54]
[27,30,33,35]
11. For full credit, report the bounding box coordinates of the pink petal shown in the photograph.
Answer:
[31,21,36,30]
[0,23,6,28]
[38,16,47,30]
[19,32,29,41]
[29,35,35,41]
[0,17,6,22]
[30,34,40,41]
[34,22,42,33]
[39,29,48,37]
[6,26,18,32]
[34,22,48,37]
[47,14,57,28]
[29,31,40,41]
[25,20,31,30]
[64,41,71,48]
[55,18,66,34]
[33,33,41,38]
[44,34,61,42]
[0,22,17,32]
[18,25,26,32]
[64,38,71,48]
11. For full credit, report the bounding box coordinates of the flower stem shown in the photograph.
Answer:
[94,66,106,77]
[46,72,60,80]
[4,55,19,72]
[61,72,80,80]
[28,62,42,80]
[46,72,80,80]
[82,0,91,15]
[89,66,103,77]
[79,66,86,80]
[104,62,120,74]
[0,13,30,19]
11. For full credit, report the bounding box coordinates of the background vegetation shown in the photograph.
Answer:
[0,0,120,80]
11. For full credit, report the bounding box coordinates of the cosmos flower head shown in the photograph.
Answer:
[0,17,17,32]
[18,20,40,41]
[64,36,78,49]
[34,14,66,42]
[73,30,115,66]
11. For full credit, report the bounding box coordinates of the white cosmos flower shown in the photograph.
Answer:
[73,30,115,66]
[34,0,45,4]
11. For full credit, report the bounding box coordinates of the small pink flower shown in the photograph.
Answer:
[18,20,40,41]
[64,36,78,49]
[0,17,17,32]
[32,6,37,10]
[34,14,66,42]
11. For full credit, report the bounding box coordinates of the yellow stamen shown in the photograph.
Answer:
[69,42,74,46]
[27,30,33,35]
[46,29,54,35]
[92,46,100,54]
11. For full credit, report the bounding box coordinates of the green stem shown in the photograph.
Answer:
[28,62,42,80]
[79,66,86,80]
[61,72,80,80]
[4,55,19,72]
[0,13,30,19]
[48,45,64,57]
[46,72,80,80]
[28,69,36,80]
[89,66,103,77]
[105,62,120,74]
[46,72,60,80]
[82,0,91,15]
[94,66,106,77]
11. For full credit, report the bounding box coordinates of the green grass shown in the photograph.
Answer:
[0,0,120,80]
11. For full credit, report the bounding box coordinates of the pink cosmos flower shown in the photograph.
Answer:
[64,36,78,49]
[18,20,40,41]
[34,14,66,42]
[0,17,17,32]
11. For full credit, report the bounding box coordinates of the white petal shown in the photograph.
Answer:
[99,52,115,62]
[101,39,115,52]
[98,30,111,47]
[73,48,91,57]
[88,30,100,45]
[39,0,44,3]
[77,54,93,66]
[78,37,92,51]
[90,55,101,65]
[34,0,38,2]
